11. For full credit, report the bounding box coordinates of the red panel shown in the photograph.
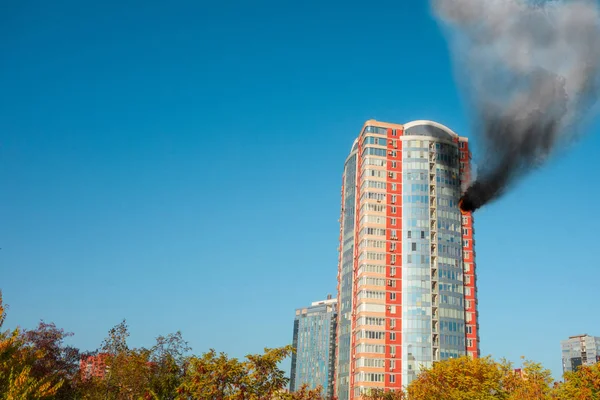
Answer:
[384,127,403,389]
[459,141,479,358]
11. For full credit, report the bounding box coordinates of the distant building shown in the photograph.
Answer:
[80,353,109,380]
[561,334,600,374]
[290,295,338,399]
[513,368,526,378]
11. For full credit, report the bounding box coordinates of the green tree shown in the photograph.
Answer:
[97,320,154,400]
[148,332,191,400]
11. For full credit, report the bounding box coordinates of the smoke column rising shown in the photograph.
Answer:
[431,0,600,212]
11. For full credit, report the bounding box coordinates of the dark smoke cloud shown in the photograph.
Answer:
[432,0,600,212]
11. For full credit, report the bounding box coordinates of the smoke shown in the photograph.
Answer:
[432,0,600,212]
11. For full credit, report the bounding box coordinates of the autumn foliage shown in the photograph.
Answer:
[0,291,323,399]
[2,290,600,399]
[364,356,599,400]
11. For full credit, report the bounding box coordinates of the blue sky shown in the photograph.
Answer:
[1,0,598,380]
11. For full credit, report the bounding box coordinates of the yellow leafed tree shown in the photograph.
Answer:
[403,356,554,400]
[553,363,600,400]
[0,291,63,399]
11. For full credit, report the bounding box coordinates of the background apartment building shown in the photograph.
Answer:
[335,120,479,399]
[561,334,600,374]
[290,296,338,399]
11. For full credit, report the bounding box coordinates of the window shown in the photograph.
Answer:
[390,319,396,328]
[356,343,386,354]
[466,326,473,334]
[392,183,397,191]
[407,231,412,239]
[391,195,397,204]
[390,345,396,355]
[391,206,397,214]
[421,230,425,239]
[357,330,386,340]
[391,229,397,238]
[464,263,471,272]
[391,218,396,226]
[391,254,396,264]
[390,306,397,314]
[392,161,397,168]
[407,255,412,264]
[356,358,386,368]
[390,332,396,340]
[412,242,417,251]
[390,293,396,301]
[464,251,471,259]
[390,242,396,251]
[463,240,469,248]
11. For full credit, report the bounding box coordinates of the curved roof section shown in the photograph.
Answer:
[350,138,359,153]
[403,120,459,140]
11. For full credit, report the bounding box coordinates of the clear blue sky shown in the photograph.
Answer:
[1,0,598,380]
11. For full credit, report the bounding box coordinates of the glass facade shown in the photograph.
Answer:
[402,139,434,384]
[336,143,358,400]
[401,138,465,386]
[291,299,338,398]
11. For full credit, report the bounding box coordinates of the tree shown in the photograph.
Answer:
[362,388,406,400]
[177,345,326,400]
[405,356,554,400]
[407,356,505,399]
[554,363,600,400]
[177,348,247,399]
[0,291,62,399]
[20,321,82,399]
[148,332,191,400]
[96,320,155,400]
[100,319,130,356]
[243,346,294,399]
[281,384,325,400]
[501,359,554,400]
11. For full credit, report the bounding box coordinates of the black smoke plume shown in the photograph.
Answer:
[431,0,600,212]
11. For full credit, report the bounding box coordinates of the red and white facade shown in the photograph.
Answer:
[335,120,479,399]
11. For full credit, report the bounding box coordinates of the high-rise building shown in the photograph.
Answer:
[561,334,600,374]
[290,296,338,399]
[335,120,479,399]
